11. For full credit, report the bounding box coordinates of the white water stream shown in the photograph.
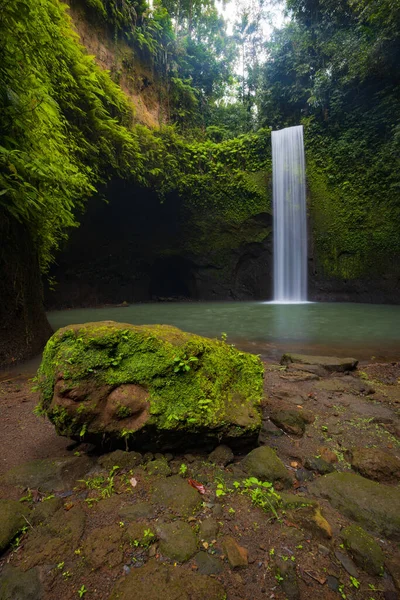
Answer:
[272,125,307,302]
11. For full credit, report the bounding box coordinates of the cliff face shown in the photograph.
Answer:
[68,2,164,128]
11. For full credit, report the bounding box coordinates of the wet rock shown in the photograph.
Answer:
[37,322,263,450]
[258,419,284,444]
[341,524,384,575]
[386,556,400,592]
[269,408,314,437]
[125,522,156,545]
[304,456,335,475]
[315,376,374,395]
[48,505,86,545]
[119,501,155,521]
[157,521,197,562]
[318,447,338,464]
[0,456,94,492]
[146,458,172,477]
[208,445,234,466]
[0,565,42,600]
[151,475,201,517]
[350,447,400,483]
[30,497,63,526]
[327,575,340,592]
[0,500,30,552]
[334,550,359,578]
[279,493,317,509]
[98,450,142,470]
[222,536,248,568]
[286,506,332,540]
[295,468,314,483]
[309,472,400,539]
[241,446,292,488]
[274,556,300,600]
[199,518,219,541]
[281,353,358,372]
[108,560,226,600]
[287,363,328,377]
[83,525,124,570]
[195,552,224,575]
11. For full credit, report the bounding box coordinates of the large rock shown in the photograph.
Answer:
[0,565,42,600]
[1,456,94,492]
[281,353,358,372]
[309,472,400,539]
[341,524,384,575]
[109,560,226,600]
[241,446,292,487]
[0,500,30,553]
[157,521,198,562]
[151,475,202,516]
[350,447,400,483]
[36,322,263,450]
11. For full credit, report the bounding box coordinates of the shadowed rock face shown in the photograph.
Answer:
[37,321,263,451]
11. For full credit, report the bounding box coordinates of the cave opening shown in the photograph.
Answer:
[150,256,197,300]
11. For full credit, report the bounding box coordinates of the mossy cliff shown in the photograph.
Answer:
[36,321,263,450]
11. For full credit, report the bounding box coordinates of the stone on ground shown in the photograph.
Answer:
[0,456,94,492]
[199,518,219,541]
[98,450,142,470]
[83,525,124,570]
[208,444,234,466]
[350,447,400,482]
[269,407,314,436]
[108,560,226,600]
[309,472,400,539]
[0,500,30,553]
[241,446,292,487]
[281,353,358,372]
[157,521,198,562]
[195,551,224,575]
[151,475,202,516]
[0,565,42,600]
[304,456,335,474]
[222,536,248,568]
[341,524,384,575]
[36,322,264,450]
[146,458,172,476]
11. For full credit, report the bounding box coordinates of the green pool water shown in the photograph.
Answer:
[46,301,400,361]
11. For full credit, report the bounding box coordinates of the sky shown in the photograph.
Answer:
[215,0,286,36]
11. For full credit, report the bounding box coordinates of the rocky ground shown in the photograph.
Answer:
[0,355,400,600]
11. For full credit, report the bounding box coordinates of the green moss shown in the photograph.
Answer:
[36,322,263,444]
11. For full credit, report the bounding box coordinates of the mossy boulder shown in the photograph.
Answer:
[36,322,263,450]
[0,500,30,553]
[309,472,400,540]
[341,525,384,576]
[241,446,292,488]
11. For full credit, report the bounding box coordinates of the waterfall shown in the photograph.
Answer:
[272,125,307,302]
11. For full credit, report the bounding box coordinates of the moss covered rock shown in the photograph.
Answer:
[309,472,400,540]
[341,524,384,576]
[36,322,263,450]
[241,446,292,488]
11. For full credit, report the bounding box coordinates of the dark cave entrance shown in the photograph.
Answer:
[150,256,197,300]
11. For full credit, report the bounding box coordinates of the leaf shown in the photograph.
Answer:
[188,479,206,494]
[129,477,138,488]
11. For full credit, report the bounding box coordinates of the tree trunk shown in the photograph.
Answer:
[0,210,53,368]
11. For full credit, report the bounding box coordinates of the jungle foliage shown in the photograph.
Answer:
[0,0,268,273]
[258,0,400,277]
[1,0,399,283]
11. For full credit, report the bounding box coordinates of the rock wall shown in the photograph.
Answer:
[45,180,272,308]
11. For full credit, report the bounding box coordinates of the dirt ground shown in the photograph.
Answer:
[0,357,400,600]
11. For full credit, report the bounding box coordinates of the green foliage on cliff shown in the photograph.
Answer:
[0,0,269,273]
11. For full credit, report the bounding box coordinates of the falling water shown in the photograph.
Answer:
[272,125,307,303]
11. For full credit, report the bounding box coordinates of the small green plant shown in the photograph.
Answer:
[228,507,235,515]
[350,576,360,589]
[78,584,88,597]
[62,570,72,579]
[241,477,281,519]
[221,332,228,342]
[338,584,347,599]
[216,482,227,497]
[179,463,188,476]
[57,562,65,570]
[172,354,199,373]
